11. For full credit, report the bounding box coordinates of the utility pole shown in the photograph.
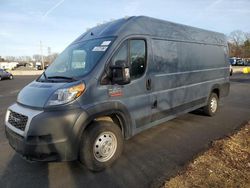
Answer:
[40,41,44,70]
[48,47,51,64]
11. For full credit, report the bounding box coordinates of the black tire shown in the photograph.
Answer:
[0,76,1,81]
[79,120,123,171]
[9,75,13,80]
[203,93,219,116]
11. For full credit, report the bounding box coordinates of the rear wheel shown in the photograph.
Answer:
[79,120,123,171]
[203,93,219,116]
[9,75,13,80]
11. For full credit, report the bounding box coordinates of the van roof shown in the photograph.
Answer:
[74,16,227,46]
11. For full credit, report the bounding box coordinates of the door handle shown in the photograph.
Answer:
[146,78,151,90]
[152,100,157,109]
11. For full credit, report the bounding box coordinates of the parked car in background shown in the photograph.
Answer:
[229,58,236,65]
[236,59,246,66]
[44,64,49,69]
[35,62,43,70]
[229,58,248,66]
[0,69,13,80]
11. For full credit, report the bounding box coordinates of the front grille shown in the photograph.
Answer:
[8,110,28,131]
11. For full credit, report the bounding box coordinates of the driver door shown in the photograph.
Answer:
[109,39,151,131]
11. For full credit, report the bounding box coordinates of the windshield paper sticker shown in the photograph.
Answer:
[92,46,108,51]
[101,41,112,46]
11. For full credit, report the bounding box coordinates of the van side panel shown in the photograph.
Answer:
[145,38,229,126]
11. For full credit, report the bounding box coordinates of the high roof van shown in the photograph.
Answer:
[5,16,230,171]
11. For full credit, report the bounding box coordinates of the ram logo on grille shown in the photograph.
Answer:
[8,110,28,131]
[12,116,21,123]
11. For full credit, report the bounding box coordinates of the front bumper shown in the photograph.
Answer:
[5,127,65,161]
[5,103,85,161]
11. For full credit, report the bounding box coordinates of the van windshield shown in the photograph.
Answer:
[39,37,114,81]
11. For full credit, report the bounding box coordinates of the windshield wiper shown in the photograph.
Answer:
[47,76,76,81]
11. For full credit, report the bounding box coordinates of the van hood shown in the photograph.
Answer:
[17,81,66,108]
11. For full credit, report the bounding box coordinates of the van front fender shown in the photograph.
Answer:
[72,101,133,150]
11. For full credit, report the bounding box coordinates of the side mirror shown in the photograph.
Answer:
[110,60,130,85]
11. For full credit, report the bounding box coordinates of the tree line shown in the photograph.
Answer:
[2,30,250,64]
[228,30,250,58]
[3,53,59,65]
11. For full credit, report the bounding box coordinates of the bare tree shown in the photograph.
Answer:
[33,54,41,62]
[228,30,247,57]
[228,30,246,46]
[243,39,250,58]
[245,32,250,40]
[5,56,16,61]
[50,53,58,62]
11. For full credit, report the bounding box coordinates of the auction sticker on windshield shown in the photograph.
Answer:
[92,46,108,51]
[101,41,112,46]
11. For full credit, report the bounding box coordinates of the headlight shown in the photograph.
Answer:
[46,83,85,106]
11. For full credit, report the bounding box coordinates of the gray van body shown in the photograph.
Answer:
[5,16,230,161]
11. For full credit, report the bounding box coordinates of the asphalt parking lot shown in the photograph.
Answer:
[0,74,250,188]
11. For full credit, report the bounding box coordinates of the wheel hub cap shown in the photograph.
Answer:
[93,131,117,162]
[210,97,217,113]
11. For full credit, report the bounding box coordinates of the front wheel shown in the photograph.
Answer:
[203,93,219,116]
[9,75,13,80]
[79,120,123,171]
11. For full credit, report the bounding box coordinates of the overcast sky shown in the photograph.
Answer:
[0,0,250,56]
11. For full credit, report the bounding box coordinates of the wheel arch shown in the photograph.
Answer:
[210,84,220,98]
[87,110,131,139]
[73,102,133,151]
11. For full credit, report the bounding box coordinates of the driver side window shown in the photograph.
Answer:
[111,39,146,80]
[112,41,128,66]
[129,40,146,79]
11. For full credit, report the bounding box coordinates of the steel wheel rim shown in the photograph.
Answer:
[210,97,217,113]
[93,131,117,162]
